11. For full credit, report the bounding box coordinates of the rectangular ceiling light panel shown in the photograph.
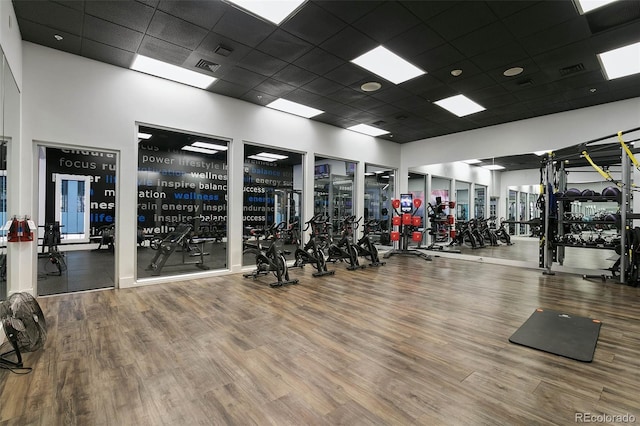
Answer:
[266,98,324,118]
[351,46,426,85]
[131,55,216,89]
[138,132,152,140]
[482,164,505,170]
[434,94,486,117]
[192,141,229,151]
[256,152,288,160]
[598,41,640,80]
[574,0,619,14]
[248,155,278,162]
[182,146,218,155]
[226,0,306,25]
[347,124,390,137]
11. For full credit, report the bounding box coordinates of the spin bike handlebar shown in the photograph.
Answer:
[303,213,327,231]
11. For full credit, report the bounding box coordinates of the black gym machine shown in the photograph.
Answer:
[243,222,299,287]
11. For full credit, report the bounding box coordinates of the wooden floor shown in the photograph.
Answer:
[2,256,640,425]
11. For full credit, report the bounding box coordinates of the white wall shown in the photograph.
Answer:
[19,42,401,292]
[0,1,22,90]
[401,97,640,170]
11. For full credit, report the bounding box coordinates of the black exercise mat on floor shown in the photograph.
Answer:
[509,308,602,362]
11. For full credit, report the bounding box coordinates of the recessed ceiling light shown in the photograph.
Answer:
[361,82,382,92]
[351,45,426,85]
[590,88,597,93]
[503,67,524,77]
[451,69,463,77]
[226,0,306,25]
[482,164,505,170]
[574,0,620,14]
[434,94,486,117]
[266,98,323,118]
[192,141,228,151]
[598,41,640,80]
[347,124,390,137]
[256,152,288,160]
[131,54,216,89]
[182,146,218,155]
[248,155,278,162]
[54,34,63,41]
[462,159,482,164]
[138,132,152,140]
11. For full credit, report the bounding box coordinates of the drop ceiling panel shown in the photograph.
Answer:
[351,2,421,43]
[256,29,313,63]
[83,15,143,52]
[138,35,192,65]
[157,0,227,30]
[12,0,640,147]
[81,39,136,69]
[281,2,347,45]
[85,1,156,33]
[13,1,84,35]
[146,10,209,50]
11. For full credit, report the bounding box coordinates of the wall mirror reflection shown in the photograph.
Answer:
[364,164,395,245]
[37,146,117,295]
[412,129,640,275]
[1,50,19,300]
[0,142,6,299]
[242,145,302,267]
[137,126,228,279]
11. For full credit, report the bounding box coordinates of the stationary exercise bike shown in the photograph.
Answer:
[292,214,335,277]
[243,222,299,287]
[355,218,385,267]
[327,215,366,270]
[39,222,67,276]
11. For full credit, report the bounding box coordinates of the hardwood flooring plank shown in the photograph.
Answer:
[3,256,640,424]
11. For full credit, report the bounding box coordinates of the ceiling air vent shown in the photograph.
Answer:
[372,120,387,126]
[195,59,221,73]
[517,79,534,87]
[559,63,585,77]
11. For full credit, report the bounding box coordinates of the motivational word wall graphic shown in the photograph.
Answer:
[44,148,117,235]
[137,146,228,235]
[243,159,295,230]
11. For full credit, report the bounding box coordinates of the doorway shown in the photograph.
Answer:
[37,146,117,296]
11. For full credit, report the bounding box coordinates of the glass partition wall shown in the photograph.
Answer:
[36,145,118,295]
[242,145,302,266]
[474,185,487,219]
[137,126,229,279]
[455,181,470,221]
[314,157,356,233]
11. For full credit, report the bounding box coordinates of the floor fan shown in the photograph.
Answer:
[0,292,47,369]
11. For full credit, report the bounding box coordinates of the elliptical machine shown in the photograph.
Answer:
[243,222,299,287]
[355,218,385,267]
[292,214,335,277]
[327,215,366,270]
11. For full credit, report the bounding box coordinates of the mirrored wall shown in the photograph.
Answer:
[1,50,20,300]
[137,126,228,279]
[242,145,302,266]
